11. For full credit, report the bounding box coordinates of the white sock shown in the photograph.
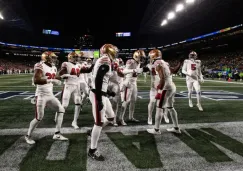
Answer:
[55,112,64,133]
[196,92,201,105]
[120,101,128,121]
[91,125,102,149]
[168,108,179,128]
[154,108,163,129]
[27,119,39,136]
[73,105,81,123]
[188,92,192,102]
[148,101,155,119]
[129,101,135,119]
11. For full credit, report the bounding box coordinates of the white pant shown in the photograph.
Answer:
[121,82,137,103]
[186,80,200,93]
[61,84,81,108]
[156,86,176,109]
[35,94,64,120]
[80,81,89,95]
[89,91,115,125]
[150,88,157,103]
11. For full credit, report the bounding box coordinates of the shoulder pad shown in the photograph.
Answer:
[34,63,43,70]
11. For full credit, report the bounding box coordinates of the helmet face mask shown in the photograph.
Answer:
[68,52,79,63]
[42,52,58,66]
[148,49,162,63]
[133,50,146,63]
[189,51,198,60]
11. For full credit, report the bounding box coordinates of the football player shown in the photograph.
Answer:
[182,51,204,111]
[88,44,118,161]
[25,52,68,144]
[119,50,144,125]
[108,58,124,126]
[77,52,91,107]
[147,49,182,135]
[147,51,170,125]
[56,52,82,129]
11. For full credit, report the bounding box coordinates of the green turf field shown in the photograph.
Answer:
[1,74,243,171]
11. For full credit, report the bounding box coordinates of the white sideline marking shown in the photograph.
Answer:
[177,78,243,85]
[46,141,69,160]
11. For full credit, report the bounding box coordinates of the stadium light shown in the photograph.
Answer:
[0,12,3,20]
[186,0,195,4]
[161,19,168,26]
[167,12,175,20]
[176,4,184,12]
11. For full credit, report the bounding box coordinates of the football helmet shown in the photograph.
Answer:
[77,51,86,62]
[100,44,119,60]
[148,49,162,63]
[86,58,92,65]
[189,51,197,60]
[41,51,58,66]
[67,52,79,63]
[133,50,146,63]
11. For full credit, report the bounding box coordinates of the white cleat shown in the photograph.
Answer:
[147,128,161,135]
[147,117,152,125]
[25,135,35,144]
[53,134,68,141]
[167,127,181,134]
[120,120,127,126]
[197,104,203,111]
[113,122,118,127]
[189,100,193,108]
[71,122,79,129]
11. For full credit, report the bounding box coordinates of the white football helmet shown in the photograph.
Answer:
[189,51,198,60]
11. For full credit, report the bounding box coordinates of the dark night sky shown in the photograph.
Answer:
[1,0,243,48]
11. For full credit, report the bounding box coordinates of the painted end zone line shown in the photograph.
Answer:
[177,77,243,85]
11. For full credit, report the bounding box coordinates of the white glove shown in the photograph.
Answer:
[134,68,143,74]
[47,79,62,85]
[60,74,77,78]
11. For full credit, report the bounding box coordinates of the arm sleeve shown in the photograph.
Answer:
[182,60,188,75]
[95,64,109,101]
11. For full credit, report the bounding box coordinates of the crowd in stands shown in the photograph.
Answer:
[0,58,35,75]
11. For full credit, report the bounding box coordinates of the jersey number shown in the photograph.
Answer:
[70,68,80,76]
[191,64,196,71]
[46,73,56,79]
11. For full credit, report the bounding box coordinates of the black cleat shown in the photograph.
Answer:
[87,129,92,137]
[88,149,105,161]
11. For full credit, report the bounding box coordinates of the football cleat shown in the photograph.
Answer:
[53,133,68,141]
[147,117,152,125]
[147,128,161,135]
[129,118,140,123]
[71,122,79,129]
[189,100,193,108]
[119,120,127,126]
[25,135,35,144]
[88,149,105,161]
[113,122,118,127]
[87,129,92,137]
[197,104,203,111]
[167,127,181,134]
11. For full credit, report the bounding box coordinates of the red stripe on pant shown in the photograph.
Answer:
[124,87,128,101]
[35,96,38,120]
[94,93,101,125]
[159,90,167,108]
